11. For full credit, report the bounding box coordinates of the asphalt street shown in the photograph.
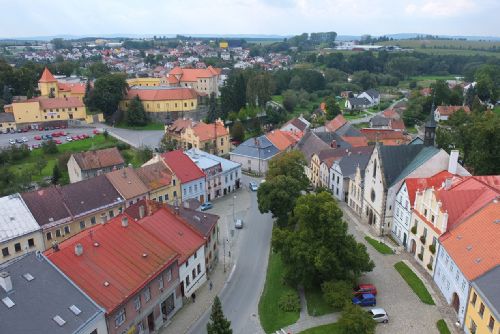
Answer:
[187,174,273,334]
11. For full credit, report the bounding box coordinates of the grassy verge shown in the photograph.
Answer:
[353,122,369,129]
[394,261,435,305]
[436,319,451,334]
[299,323,341,334]
[305,285,337,316]
[343,112,368,120]
[259,251,300,333]
[115,122,165,130]
[364,236,394,255]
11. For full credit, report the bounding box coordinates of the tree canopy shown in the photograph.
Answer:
[337,304,376,334]
[86,73,128,118]
[207,296,232,334]
[125,95,149,126]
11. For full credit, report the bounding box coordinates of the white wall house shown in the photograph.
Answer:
[180,246,207,298]
[330,161,345,201]
[392,182,412,249]
[181,178,207,203]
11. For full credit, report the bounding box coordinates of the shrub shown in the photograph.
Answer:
[420,235,426,244]
[322,280,352,310]
[278,291,300,312]
[429,244,436,254]
[418,253,424,261]
[116,142,131,151]
[427,263,433,270]
[411,225,417,234]
[42,140,59,154]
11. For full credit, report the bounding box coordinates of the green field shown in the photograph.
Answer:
[299,323,340,334]
[258,251,300,333]
[394,261,435,305]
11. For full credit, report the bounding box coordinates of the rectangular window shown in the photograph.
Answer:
[134,296,141,311]
[173,191,177,198]
[2,247,9,257]
[109,210,114,218]
[55,229,61,237]
[115,309,126,327]
[158,195,163,202]
[197,263,201,275]
[159,276,164,289]
[488,316,494,331]
[28,238,35,247]
[14,243,21,252]
[143,287,151,302]
[479,303,485,317]
[470,319,477,334]
[192,269,196,280]
[46,232,52,240]
[80,221,85,230]
[186,276,190,286]
[166,269,172,282]
[173,179,176,186]
[91,217,96,225]
[64,226,70,234]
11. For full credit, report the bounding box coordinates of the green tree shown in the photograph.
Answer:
[125,95,149,126]
[266,150,308,190]
[83,79,92,107]
[42,140,59,154]
[207,296,232,334]
[246,72,273,107]
[51,164,62,185]
[230,121,245,142]
[337,304,376,334]
[322,280,352,310]
[137,146,153,164]
[159,134,178,152]
[265,104,287,126]
[474,64,500,102]
[87,62,110,79]
[207,92,218,123]
[35,157,47,175]
[282,90,297,112]
[272,192,374,286]
[325,96,341,120]
[88,73,128,119]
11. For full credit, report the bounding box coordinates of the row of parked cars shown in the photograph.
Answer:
[352,284,389,323]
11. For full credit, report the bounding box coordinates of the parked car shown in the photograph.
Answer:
[15,138,24,144]
[71,135,79,141]
[66,136,72,142]
[235,219,243,229]
[9,138,16,145]
[93,129,101,134]
[353,284,377,296]
[78,134,86,140]
[45,134,52,139]
[368,308,389,323]
[34,135,42,140]
[21,128,29,132]
[31,144,40,149]
[21,137,28,142]
[352,293,376,306]
[200,202,213,211]
[55,139,62,145]
[249,182,259,191]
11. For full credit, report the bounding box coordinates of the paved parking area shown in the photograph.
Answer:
[0,127,98,149]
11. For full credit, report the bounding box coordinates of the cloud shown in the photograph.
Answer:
[405,0,478,17]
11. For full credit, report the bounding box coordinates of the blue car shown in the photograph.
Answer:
[200,202,213,211]
[352,293,376,306]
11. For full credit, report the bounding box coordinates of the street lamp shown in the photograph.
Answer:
[232,195,236,223]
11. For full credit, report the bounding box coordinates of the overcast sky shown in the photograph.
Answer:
[2,0,499,38]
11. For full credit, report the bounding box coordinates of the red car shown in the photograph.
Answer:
[71,135,80,141]
[55,139,62,145]
[51,132,60,137]
[34,135,42,140]
[93,129,101,135]
[31,144,40,149]
[78,134,86,139]
[353,284,377,296]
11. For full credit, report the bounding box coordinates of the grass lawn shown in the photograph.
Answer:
[436,319,451,334]
[343,112,368,120]
[299,323,341,334]
[493,106,500,115]
[272,95,284,104]
[406,126,418,134]
[394,261,435,305]
[364,236,394,255]
[353,122,369,129]
[305,285,337,316]
[115,122,165,130]
[258,251,300,333]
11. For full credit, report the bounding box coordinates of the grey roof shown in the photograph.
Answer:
[0,112,15,123]
[335,122,363,137]
[370,115,391,127]
[391,146,440,186]
[0,252,104,334]
[314,131,352,149]
[0,194,40,243]
[378,144,425,187]
[230,135,280,160]
[168,205,219,237]
[472,265,500,321]
[186,148,241,172]
[348,97,371,106]
[296,130,331,162]
[336,147,374,179]
[409,137,424,145]
[365,89,380,99]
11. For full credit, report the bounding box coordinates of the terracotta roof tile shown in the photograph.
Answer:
[57,82,86,94]
[136,162,173,191]
[39,67,57,83]
[435,105,471,116]
[105,167,149,200]
[192,121,228,142]
[167,66,220,82]
[265,130,296,151]
[405,171,455,207]
[325,115,347,132]
[160,150,205,183]
[341,136,368,147]
[72,147,125,171]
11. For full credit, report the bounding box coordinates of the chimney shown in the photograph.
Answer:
[139,205,145,219]
[74,244,83,256]
[121,216,129,227]
[444,178,453,190]
[0,272,12,293]
[330,140,336,148]
[448,150,459,174]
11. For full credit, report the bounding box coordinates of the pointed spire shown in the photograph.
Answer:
[39,67,57,83]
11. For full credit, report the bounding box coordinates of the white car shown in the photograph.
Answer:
[9,138,16,145]
[66,136,72,142]
[249,182,259,191]
[368,308,389,323]
[235,219,243,229]
[21,137,28,142]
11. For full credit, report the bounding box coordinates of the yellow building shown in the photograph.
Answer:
[219,41,229,49]
[127,77,161,87]
[38,67,86,100]
[0,112,16,133]
[136,162,181,204]
[166,118,230,156]
[120,86,198,122]
[465,267,499,334]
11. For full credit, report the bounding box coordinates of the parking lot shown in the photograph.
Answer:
[0,127,101,149]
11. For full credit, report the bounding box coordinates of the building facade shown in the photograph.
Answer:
[67,147,125,183]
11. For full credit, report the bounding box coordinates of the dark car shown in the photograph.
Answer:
[200,202,213,211]
[352,293,376,307]
[353,284,377,296]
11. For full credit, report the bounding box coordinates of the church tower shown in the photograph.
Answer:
[38,67,58,98]
[424,97,436,147]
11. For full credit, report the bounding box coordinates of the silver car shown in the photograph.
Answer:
[369,308,389,323]
[235,219,243,229]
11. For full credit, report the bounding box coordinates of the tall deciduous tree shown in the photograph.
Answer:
[207,296,232,334]
[207,92,218,122]
[337,304,376,334]
[126,96,149,126]
[272,192,374,286]
[266,150,308,189]
[88,73,128,119]
[246,73,273,107]
[325,96,341,120]
[230,120,245,143]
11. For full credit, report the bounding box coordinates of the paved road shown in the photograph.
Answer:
[187,174,273,334]
[349,98,406,125]
[100,124,164,149]
[0,127,100,149]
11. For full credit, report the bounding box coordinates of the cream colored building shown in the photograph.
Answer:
[0,194,44,264]
[162,66,221,96]
[348,166,365,216]
[127,77,161,87]
[136,161,181,205]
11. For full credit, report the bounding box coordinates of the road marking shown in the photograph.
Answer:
[227,264,237,282]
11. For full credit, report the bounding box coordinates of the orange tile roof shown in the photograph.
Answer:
[45,213,179,313]
[265,130,295,151]
[439,201,500,281]
[125,87,197,101]
[383,109,399,119]
[435,105,471,116]
[39,67,57,83]
[24,96,84,109]
[192,121,228,142]
[58,82,86,94]
[360,128,409,144]
[405,171,455,207]
[105,167,149,200]
[136,162,173,191]
[341,136,368,147]
[390,119,406,131]
[169,118,194,134]
[325,115,347,132]
[167,66,220,82]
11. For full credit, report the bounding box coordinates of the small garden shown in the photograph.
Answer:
[364,236,394,255]
[394,261,435,305]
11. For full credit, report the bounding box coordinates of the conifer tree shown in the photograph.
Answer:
[207,296,232,334]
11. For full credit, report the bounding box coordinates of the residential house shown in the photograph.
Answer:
[159,150,207,203]
[360,128,411,145]
[434,200,500,327]
[347,164,366,216]
[280,115,310,134]
[369,115,391,129]
[330,147,374,202]
[265,130,298,152]
[136,161,180,204]
[185,148,241,200]
[230,135,280,176]
[324,114,348,132]
[67,147,125,183]
[465,266,500,334]
[434,105,471,122]
[345,97,371,110]
[138,206,207,298]
[162,66,221,96]
[357,89,380,106]
[392,170,454,249]
[0,194,44,264]
[409,175,499,278]
[105,167,149,208]
[21,175,125,249]
[296,130,331,180]
[1,252,107,334]
[46,214,183,334]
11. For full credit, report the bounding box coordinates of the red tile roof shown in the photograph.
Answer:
[58,82,86,94]
[39,67,57,83]
[383,109,399,119]
[266,130,296,151]
[404,171,455,207]
[341,136,368,147]
[161,150,205,183]
[167,66,220,82]
[390,119,406,131]
[435,105,471,116]
[325,115,347,132]
[360,128,409,144]
[439,201,500,280]
[21,96,84,109]
[45,213,179,313]
[72,147,124,171]
[192,121,228,142]
[138,208,205,264]
[125,87,197,101]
